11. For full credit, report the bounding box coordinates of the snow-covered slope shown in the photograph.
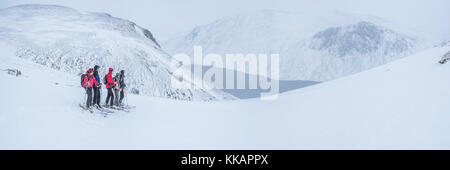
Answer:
[1,40,449,149]
[164,10,418,81]
[0,4,234,101]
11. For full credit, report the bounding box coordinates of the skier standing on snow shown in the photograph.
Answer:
[92,65,101,108]
[119,70,126,106]
[82,68,98,108]
[105,68,114,107]
[113,73,121,107]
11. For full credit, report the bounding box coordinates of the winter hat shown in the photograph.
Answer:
[109,68,113,71]
[86,68,93,74]
[94,65,100,70]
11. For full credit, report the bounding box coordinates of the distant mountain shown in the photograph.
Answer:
[163,10,417,81]
[282,21,416,80]
[0,4,234,101]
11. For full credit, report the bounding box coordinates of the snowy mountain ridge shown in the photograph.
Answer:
[0,4,234,101]
[282,21,416,80]
[164,10,419,81]
[309,21,413,57]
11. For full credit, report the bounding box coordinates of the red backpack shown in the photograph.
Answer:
[80,74,87,87]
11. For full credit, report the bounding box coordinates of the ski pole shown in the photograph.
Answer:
[126,90,129,106]
[84,87,87,106]
[99,85,102,106]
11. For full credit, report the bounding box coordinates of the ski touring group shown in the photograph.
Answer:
[80,65,133,115]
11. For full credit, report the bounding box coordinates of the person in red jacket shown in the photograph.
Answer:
[105,68,114,107]
[82,68,98,108]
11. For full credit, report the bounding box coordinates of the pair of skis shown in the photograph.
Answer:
[118,105,136,110]
[79,104,134,117]
[102,105,131,113]
[79,104,114,117]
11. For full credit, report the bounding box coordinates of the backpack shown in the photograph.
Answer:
[80,74,87,87]
[103,75,108,84]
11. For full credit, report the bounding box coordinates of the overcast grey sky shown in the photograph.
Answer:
[1,0,449,41]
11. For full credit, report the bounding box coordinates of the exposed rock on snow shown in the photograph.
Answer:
[2,69,22,77]
[439,51,450,64]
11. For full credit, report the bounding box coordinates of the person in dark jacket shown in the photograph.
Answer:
[82,68,98,108]
[113,73,121,106]
[105,68,114,107]
[92,65,101,108]
[119,70,126,105]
